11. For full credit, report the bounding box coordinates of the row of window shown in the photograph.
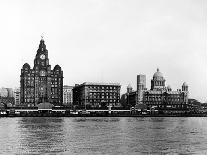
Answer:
[148,105,186,108]
[145,97,184,101]
[145,101,185,104]
[86,99,119,102]
[87,95,118,99]
[87,86,119,90]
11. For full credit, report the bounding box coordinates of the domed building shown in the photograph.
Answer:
[20,38,63,107]
[127,84,133,93]
[151,68,166,91]
[143,68,189,112]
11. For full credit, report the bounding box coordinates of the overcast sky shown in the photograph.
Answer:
[0,0,207,102]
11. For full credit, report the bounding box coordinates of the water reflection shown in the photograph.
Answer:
[73,117,121,123]
[17,117,65,154]
[0,117,207,154]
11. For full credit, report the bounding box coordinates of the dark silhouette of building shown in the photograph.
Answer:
[125,84,137,107]
[73,82,121,109]
[20,38,63,107]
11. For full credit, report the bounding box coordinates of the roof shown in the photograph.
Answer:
[182,82,188,86]
[153,68,164,79]
[63,85,74,89]
[83,82,121,86]
[127,84,132,89]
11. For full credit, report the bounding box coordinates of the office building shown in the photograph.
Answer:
[20,38,63,107]
[73,82,121,108]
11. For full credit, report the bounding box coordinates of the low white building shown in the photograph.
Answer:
[63,85,73,106]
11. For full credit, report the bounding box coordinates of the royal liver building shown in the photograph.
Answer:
[20,38,63,107]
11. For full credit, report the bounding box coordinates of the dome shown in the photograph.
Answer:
[23,63,30,69]
[182,82,188,86]
[153,68,163,79]
[54,65,61,70]
[127,84,132,89]
[167,85,171,89]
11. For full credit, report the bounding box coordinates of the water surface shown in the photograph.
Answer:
[0,117,207,154]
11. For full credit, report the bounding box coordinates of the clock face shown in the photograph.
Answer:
[40,54,45,60]
[40,70,46,76]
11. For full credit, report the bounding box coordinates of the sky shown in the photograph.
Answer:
[0,0,207,102]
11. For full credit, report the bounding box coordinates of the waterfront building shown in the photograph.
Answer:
[63,85,73,106]
[120,93,128,108]
[137,74,146,91]
[20,38,63,107]
[143,68,189,111]
[73,82,121,109]
[0,88,15,106]
[127,84,133,93]
[127,91,138,107]
[125,84,137,107]
[14,88,20,106]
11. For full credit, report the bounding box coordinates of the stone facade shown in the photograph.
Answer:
[137,75,146,104]
[14,88,20,106]
[20,38,63,107]
[73,82,121,108]
[143,68,189,111]
[63,85,73,106]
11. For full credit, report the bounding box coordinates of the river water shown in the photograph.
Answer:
[0,117,207,154]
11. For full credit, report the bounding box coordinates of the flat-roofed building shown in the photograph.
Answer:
[63,85,73,106]
[73,82,121,109]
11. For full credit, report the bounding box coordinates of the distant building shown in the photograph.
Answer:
[137,75,146,104]
[127,91,137,107]
[126,84,137,107]
[73,82,121,109]
[7,88,14,98]
[20,38,63,107]
[0,87,14,97]
[120,93,128,108]
[0,88,9,97]
[0,87,15,106]
[143,68,189,111]
[137,74,146,91]
[127,84,133,93]
[14,88,21,106]
[63,85,73,106]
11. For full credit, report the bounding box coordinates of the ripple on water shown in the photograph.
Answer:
[0,117,207,154]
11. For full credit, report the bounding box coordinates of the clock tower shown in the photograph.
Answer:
[20,38,63,107]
